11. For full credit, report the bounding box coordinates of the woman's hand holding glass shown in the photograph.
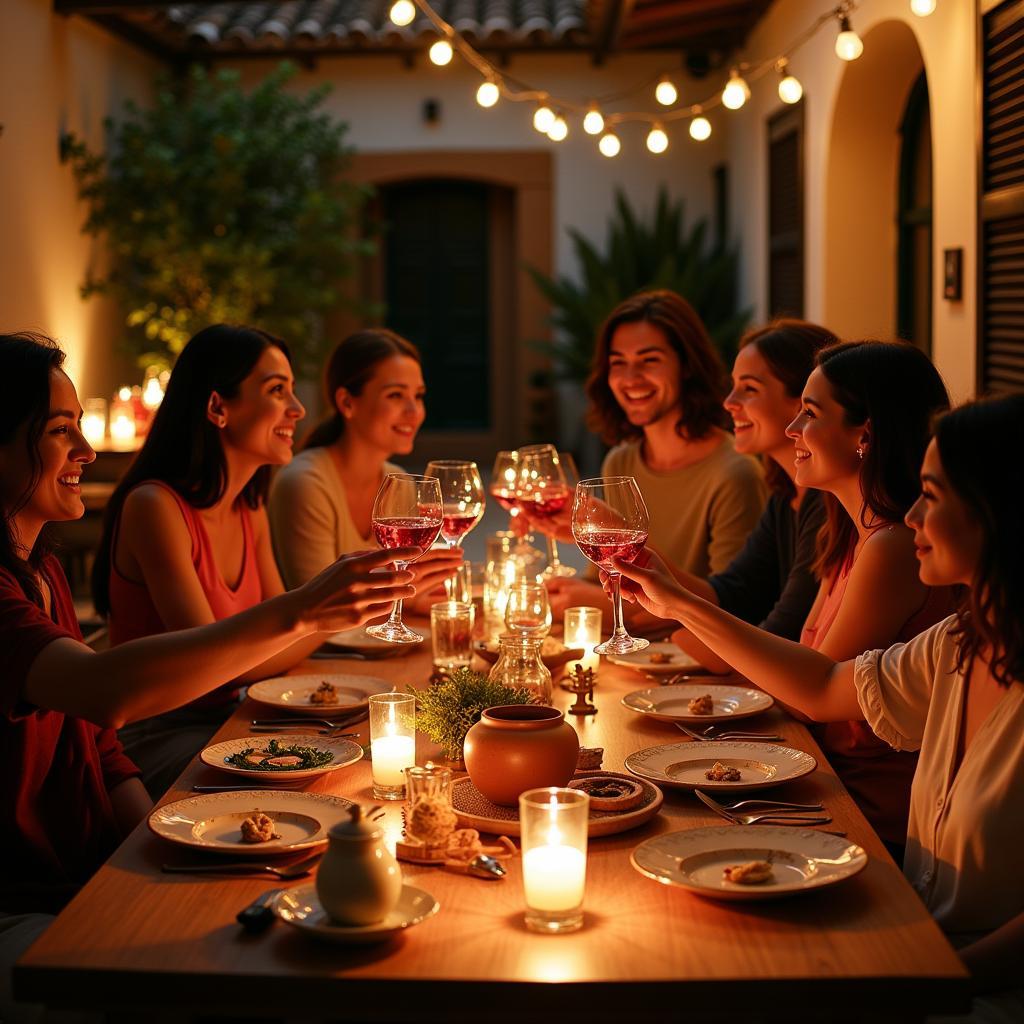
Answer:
[598,548,690,623]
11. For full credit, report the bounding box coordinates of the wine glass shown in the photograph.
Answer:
[426,459,485,599]
[490,450,521,529]
[571,476,650,655]
[504,581,552,639]
[366,473,443,644]
[516,444,577,579]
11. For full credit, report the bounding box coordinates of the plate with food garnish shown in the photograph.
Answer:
[199,734,364,780]
[630,826,867,901]
[605,641,700,674]
[247,673,392,713]
[148,790,356,855]
[622,682,774,724]
[624,741,816,792]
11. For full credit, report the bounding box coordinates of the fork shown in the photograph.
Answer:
[250,714,366,728]
[161,851,323,879]
[721,797,824,812]
[695,789,831,827]
[675,723,783,742]
[250,726,360,737]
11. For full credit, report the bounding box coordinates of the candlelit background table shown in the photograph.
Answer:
[15,618,969,1022]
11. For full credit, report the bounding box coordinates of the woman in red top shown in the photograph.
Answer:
[607,341,953,855]
[91,325,460,798]
[0,332,419,1017]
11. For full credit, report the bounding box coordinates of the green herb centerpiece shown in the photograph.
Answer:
[413,668,537,764]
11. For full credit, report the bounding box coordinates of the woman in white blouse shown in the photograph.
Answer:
[607,394,1024,1017]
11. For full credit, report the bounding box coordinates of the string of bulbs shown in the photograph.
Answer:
[386,0,939,156]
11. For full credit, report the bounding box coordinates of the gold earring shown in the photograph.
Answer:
[856,446,864,459]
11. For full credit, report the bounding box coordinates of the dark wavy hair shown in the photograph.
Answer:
[303,328,420,450]
[813,340,950,577]
[0,333,67,607]
[738,319,838,498]
[92,324,289,616]
[936,395,1024,687]
[585,290,731,446]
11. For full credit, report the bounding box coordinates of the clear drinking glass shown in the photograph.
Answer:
[430,600,475,672]
[369,692,417,800]
[519,787,589,933]
[571,476,650,655]
[516,444,576,579]
[425,459,484,599]
[367,474,443,644]
[504,581,552,639]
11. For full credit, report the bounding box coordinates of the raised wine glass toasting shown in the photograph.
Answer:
[516,444,576,579]
[367,473,443,644]
[571,476,649,655]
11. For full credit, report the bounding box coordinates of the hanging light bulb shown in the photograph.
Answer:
[910,0,936,13]
[721,69,751,110]
[646,124,668,154]
[476,80,500,108]
[834,14,864,60]
[777,61,803,104]
[389,0,416,26]
[689,110,712,141]
[547,114,569,142]
[655,77,678,106]
[533,104,555,134]
[598,131,621,158]
[429,38,453,65]
[583,105,605,136]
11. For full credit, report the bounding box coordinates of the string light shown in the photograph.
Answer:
[722,69,751,110]
[429,38,453,65]
[777,61,803,104]
[655,77,678,106]
[388,0,416,26]
[834,14,864,61]
[646,124,669,154]
[533,104,555,133]
[910,0,936,13]
[583,106,605,135]
[689,112,712,141]
[547,114,569,142]
[598,132,621,158]
[476,80,500,107]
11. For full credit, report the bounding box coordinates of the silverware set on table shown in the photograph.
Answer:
[694,789,841,833]
[674,722,783,742]
[248,710,369,736]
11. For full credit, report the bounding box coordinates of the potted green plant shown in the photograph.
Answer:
[412,668,536,765]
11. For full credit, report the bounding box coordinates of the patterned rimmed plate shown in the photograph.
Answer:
[272,883,439,944]
[605,641,701,674]
[622,682,774,724]
[625,741,816,792]
[199,734,364,780]
[324,626,421,657]
[247,673,391,713]
[148,790,356,855]
[450,770,663,837]
[631,825,867,901]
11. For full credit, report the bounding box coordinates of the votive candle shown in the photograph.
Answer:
[80,398,107,447]
[564,606,601,677]
[369,692,416,800]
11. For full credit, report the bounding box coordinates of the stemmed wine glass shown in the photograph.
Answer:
[516,445,577,579]
[366,473,443,644]
[426,459,485,597]
[571,476,650,655]
[490,450,521,529]
[504,581,553,639]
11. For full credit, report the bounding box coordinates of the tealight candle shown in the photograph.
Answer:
[519,787,589,933]
[81,398,107,447]
[369,692,416,800]
[109,400,136,449]
[564,606,601,678]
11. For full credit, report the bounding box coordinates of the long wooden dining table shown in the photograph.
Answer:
[15,621,970,1022]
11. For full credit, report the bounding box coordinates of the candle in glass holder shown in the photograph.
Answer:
[81,399,107,447]
[564,606,602,678]
[519,787,589,933]
[109,399,136,449]
[430,600,474,672]
[369,692,416,800]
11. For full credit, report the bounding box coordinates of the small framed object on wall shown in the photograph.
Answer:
[943,248,963,301]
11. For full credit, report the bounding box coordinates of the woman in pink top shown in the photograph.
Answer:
[608,341,953,853]
[92,325,460,797]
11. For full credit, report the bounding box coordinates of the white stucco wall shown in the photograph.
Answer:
[727,0,978,401]
[0,0,159,398]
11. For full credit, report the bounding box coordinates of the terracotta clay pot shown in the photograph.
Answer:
[463,705,580,807]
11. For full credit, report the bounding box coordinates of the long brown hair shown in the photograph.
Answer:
[812,341,950,578]
[737,319,838,498]
[585,290,730,446]
[303,328,420,450]
[936,395,1024,687]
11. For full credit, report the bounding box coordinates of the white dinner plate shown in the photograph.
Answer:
[625,740,816,792]
[631,825,867,901]
[247,673,391,713]
[272,883,439,943]
[605,642,700,674]
[621,682,774,724]
[199,734,364,781]
[324,626,421,657]
[148,790,356,855]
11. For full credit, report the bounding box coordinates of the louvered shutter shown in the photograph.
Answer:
[768,104,804,318]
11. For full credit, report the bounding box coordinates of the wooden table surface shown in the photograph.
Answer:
[15,627,969,1022]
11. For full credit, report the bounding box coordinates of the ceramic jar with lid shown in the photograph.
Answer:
[316,805,402,925]
[463,704,580,806]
